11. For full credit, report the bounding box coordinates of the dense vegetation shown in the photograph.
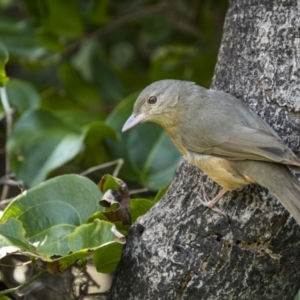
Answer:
[0,0,227,298]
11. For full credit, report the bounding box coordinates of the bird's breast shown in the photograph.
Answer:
[186,152,250,190]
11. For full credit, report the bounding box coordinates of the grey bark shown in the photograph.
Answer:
[109,1,300,299]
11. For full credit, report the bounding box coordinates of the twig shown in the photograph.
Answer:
[0,260,32,268]
[0,197,14,206]
[0,87,14,201]
[129,188,149,195]
[66,3,167,53]
[0,269,47,295]
[80,158,124,177]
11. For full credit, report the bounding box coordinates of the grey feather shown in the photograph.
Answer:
[124,79,300,224]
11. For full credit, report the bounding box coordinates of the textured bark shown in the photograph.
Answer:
[109,1,300,299]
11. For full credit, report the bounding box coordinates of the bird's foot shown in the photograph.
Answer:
[199,187,228,218]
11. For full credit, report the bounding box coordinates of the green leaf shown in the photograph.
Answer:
[0,218,35,258]
[93,241,123,273]
[153,184,170,204]
[0,40,9,87]
[5,79,39,113]
[0,19,47,60]
[106,93,181,190]
[43,0,83,38]
[130,198,153,223]
[0,295,12,300]
[0,175,103,258]
[99,174,123,193]
[88,211,109,223]
[7,109,83,187]
[86,0,110,25]
[129,186,169,223]
[51,110,106,128]
[58,220,124,273]
[72,40,124,102]
[59,63,100,107]
[78,121,117,167]
[7,109,117,186]
[40,89,105,127]
[68,220,119,252]
[36,28,65,52]
[295,290,300,300]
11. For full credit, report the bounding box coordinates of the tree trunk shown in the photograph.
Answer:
[109,1,300,299]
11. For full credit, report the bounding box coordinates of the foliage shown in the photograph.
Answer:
[0,0,228,296]
[0,174,166,275]
[0,0,227,190]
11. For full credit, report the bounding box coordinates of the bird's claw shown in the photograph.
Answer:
[200,188,215,208]
[199,188,228,219]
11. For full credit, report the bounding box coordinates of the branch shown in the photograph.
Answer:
[66,3,167,53]
[0,269,47,296]
[80,158,124,177]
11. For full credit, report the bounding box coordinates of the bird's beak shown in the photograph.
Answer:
[122,112,146,132]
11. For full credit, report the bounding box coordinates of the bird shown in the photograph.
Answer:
[122,79,300,225]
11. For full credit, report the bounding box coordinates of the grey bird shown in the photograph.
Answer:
[122,79,300,225]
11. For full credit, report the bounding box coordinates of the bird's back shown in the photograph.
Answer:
[173,85,300,170]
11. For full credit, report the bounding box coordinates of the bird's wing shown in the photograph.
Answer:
[184,115,300,169]
[179,88,300,169]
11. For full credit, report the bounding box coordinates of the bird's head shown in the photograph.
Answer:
[122,79,193,132]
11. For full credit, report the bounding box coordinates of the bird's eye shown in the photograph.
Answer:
[148,96,157,104]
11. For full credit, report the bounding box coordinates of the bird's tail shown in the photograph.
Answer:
[271,179,300,224]
[245,162,300,225]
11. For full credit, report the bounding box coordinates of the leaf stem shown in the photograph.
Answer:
[0,87,13,201]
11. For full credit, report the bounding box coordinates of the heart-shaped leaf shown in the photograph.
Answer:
[57,219,125,273]
[0,19,47,60]
[42,0,83,38]
[93,241,123,273]
[0,174,103,258]
[7,109,117,187]
[7,109,83,186]
[6,79,39,113]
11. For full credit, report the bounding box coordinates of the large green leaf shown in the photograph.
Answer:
[7,108,117,186]
[42,0,83,38]
[5,79,39,113]
[50,110,106,128]
[58,219,125,273]
[93,241,123,273]
[106,93,181,190]
[0,175,103,257]
[78,121,118,167]
[86,0,110,25]
[68,220,120,251]
[59,63,100,107]
[72,40,124,102]
[0,19,47,60]
[7,109,83,187]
